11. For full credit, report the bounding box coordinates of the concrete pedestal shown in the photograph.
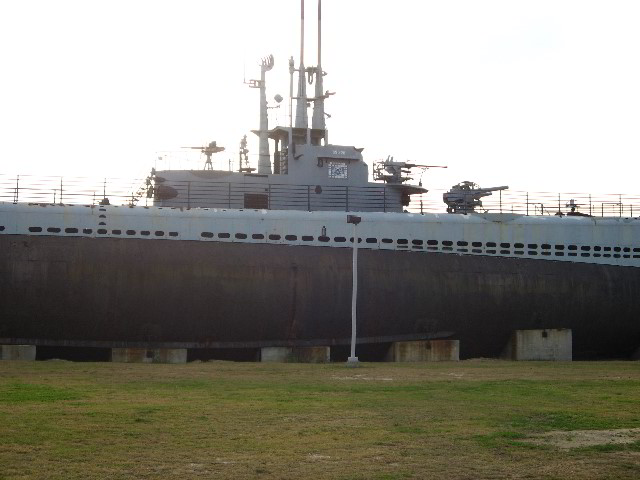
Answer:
[386,340,459,362]
[260,346,330,363]
[502,329,572,361]
[1,344,36,361]
[110,348,187,364]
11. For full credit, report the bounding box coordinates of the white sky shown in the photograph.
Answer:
[1,0,639,194]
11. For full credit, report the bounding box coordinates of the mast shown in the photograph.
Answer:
[294,0,308,129]
[311,0,325,132]
[257,55,274,174]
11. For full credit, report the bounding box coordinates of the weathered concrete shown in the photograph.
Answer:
[502,329,572,361]
[0,344,36,361]
[110,348,187,364]
[386,340,460,362]
[260,346,330,363]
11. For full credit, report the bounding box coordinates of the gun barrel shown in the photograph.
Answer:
[479,185,509,193]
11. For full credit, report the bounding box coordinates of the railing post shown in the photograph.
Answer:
[499,190,502,213]
[526,192,529,216]
[268,183,271,210]
[228,183,231,208]
[619,195,622,217]
[60,177,63,204]
[346,186,349,212]
[187,181,191,209]
[383,187,386,213]
[13,175,19,203]
[589,194,592,216]
[307,185,311,212]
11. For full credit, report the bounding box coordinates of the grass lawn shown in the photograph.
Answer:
[1,359,639,479]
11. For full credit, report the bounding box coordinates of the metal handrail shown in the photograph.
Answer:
[1,173,638,217]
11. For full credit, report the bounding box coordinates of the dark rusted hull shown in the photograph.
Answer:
[1,235,639,358]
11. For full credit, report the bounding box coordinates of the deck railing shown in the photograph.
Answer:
[1,174,638,217]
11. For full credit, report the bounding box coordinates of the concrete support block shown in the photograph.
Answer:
[260,346,330,363]
[386,340,460,362]
[110,348,187,364]
[502,329,572,361]
[0,344,36,361]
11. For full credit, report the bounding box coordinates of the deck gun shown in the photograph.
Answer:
[443,181,508,214]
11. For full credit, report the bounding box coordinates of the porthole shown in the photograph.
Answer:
[155,231,164,237]
[593,254,601,257]
[99,214,106,218]
[29,227,42,232]
[83,228,92,234]
[285,235,297,241]
[141,231,150,236]
[603,254,611,258]
[634,248,640,253]
[623,247,630,252]
[47,227,61,233]
[555,252,564,256]
[381,238,393,244]
[397,239,408,245]
[457,248,468,253]
[528,251,538,256]
[486,250,496,254]
[472,242,482,247]
[604,247,611,251]
[0,226,4,231]
[528,244,538,249]
[442,240,453,247]
[581,246,591,251]
[514,251,524,255]
[500,243,510,248]
[472,249,482,253]
[218,233,230,239]
[302,235,313,241]
[412,239,423,245]
[500,250,510,254]
[235,233,247,239]
[366,238,378,244]
[97,229,107,234]
[112,230,121,235]
[334,237,347,243]
[65,228,78,234]
[169,232,178,237]
[350,237,362,244]
[569,253,577,257]
[541,252,551,256]
[592,246,600,251]
[514,243,524,248]
[319,236,330,242]
[555,245,564,250]
[614,247,621,252]
[486,242,496,248]
[541,244,551,250]
[201,232,214,238]
[581,253,590,257]
[252,233,264,240]
[427,240,438,246]
[457,240,468,246]
[99,222,106,225]
[126,230,136,235]
[613,254,621,258]
[269,234,281,240]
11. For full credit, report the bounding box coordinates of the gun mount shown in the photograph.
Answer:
[373,156,446,185]
[443,181,508,214]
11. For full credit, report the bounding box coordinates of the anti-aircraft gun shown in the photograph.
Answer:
[443,181,509,214]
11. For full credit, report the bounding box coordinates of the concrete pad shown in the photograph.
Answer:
[502,329,572,361]
[111,348,187,364]
[0,344,36,361]
[386,340,460,362]
[260,346,330,363]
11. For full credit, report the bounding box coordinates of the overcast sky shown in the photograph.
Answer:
[1,0,639,195]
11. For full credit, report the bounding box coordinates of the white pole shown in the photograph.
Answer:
[347,221,359,366]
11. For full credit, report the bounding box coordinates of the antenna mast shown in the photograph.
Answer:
[294,0,308,129]
[311,0,325,132]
